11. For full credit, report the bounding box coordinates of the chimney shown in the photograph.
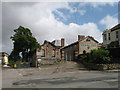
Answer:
[61,38,65,47]
[78,35,85,41]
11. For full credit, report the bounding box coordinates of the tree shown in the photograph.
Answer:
[9,26,40,62]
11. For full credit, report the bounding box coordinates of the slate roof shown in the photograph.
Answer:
[51,40,61,46]
[111,24,120,31]
[61,41,78,49]
[86,36,99,43]
[41,40,61,48]
[41,40,56,47]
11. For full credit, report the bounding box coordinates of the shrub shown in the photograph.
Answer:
[90,49,111,64]
[79,49,111,64]
[79,54,88,64]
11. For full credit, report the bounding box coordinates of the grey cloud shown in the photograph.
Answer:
[2,2,67,54]
[2,2,37,54]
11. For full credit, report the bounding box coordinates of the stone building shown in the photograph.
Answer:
[61,35,99,61]
[102,24,120,48]
[37,38,65,60]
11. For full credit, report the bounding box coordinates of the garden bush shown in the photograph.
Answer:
[90,49,111,64]
[79,49,111,64]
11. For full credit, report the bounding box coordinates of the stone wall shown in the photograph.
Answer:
[85,63,120,70]
[40,58,62,65]
[63,43,78,61]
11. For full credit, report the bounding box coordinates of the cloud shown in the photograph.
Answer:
[78,9,86,15]
[78,1,117,9]
[54,10,67,21]
[67,23,102,43]
[88,2,116,8]
[66,3,87,15]
[2,2,69,54]
[99,15,118,29]
[69,7,86,15]
[2,2,102,54]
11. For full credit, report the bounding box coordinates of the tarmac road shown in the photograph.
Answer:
[2,67,119,88]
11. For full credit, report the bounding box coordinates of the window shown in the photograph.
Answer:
[116,31,119,39]
[87,46,90,49]
[75,51,78,57]
[56,50,59,56]
[104,34,107,40]
[41,49,45,57]
[108,33,111,40]
[62,51,64,58]
[52,49,55,57]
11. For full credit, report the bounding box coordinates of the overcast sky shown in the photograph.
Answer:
[2,1,119,54]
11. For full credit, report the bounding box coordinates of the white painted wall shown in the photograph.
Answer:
[103,28,120,47]
[3,56,8,64]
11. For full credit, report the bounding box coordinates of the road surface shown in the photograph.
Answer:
[2,67,119,88]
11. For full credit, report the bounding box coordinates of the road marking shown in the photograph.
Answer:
[103,79,118,82]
